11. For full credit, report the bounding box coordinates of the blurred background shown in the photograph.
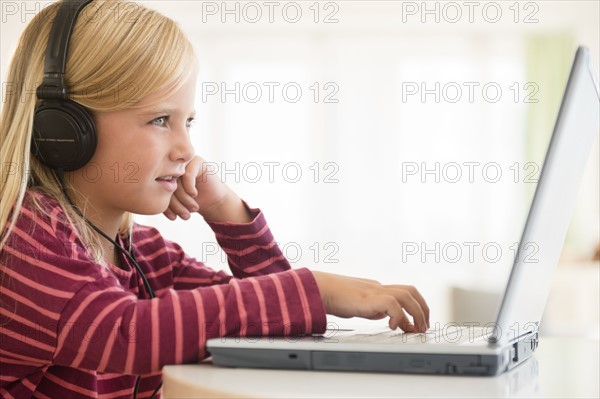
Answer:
[1,0,598,337]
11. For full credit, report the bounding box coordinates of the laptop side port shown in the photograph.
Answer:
[446,363,458,374]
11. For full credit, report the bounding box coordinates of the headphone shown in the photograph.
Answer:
[32,0,96,171]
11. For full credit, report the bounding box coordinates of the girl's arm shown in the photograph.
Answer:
[51,266,325,375]
[134,201,292,291]
[204,203,292,277]
[0,220,326,376]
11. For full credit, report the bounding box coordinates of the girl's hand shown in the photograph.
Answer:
[311,271,430,333]
[164,156,251,223]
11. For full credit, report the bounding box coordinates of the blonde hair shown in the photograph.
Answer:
[0,0,197,261]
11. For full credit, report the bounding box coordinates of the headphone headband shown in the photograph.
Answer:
[36,0,94,100]
[32,0,97,172]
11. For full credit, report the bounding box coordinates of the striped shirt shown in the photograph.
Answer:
[0,190,327,398]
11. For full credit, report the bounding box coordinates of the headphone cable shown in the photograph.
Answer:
[55,169,155,297]
[55,168,161,399]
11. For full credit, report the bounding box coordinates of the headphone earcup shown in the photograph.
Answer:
[32,99,96,171]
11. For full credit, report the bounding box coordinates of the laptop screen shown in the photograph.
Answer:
[492,47,600,344]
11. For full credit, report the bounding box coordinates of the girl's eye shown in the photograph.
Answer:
[151,116,168,127]
[186,118,196,128]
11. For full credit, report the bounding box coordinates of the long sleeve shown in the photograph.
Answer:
[0,190,327,398]
[50,266,325,375]
[162,204,293,292]
[205,203,293,277]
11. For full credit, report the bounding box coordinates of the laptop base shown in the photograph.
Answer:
[209,332,538,376]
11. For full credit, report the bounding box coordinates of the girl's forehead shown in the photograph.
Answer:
[130,73,197,110]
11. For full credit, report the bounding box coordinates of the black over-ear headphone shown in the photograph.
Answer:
[32,0,96,171]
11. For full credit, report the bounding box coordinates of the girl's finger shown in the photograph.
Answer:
[173,182,199,211]
[168,195,192,220]
[373,298,417,332]
[163,208,177,221]
[390,285,430,329]
[387,289,427,332]
[391,311,418,332]
[181,158,200,197]
[404,285,430,328]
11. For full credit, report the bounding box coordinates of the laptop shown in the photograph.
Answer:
[207,46,600,376]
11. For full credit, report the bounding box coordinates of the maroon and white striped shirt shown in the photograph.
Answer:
[0,190,327,398]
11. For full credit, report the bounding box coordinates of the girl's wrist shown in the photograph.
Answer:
[200,191,253,223]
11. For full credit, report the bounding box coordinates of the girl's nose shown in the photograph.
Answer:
[170,127,195,163]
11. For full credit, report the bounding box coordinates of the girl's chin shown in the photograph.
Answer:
[130,200,172,216]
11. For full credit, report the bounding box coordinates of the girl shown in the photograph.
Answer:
[0,0,429,397]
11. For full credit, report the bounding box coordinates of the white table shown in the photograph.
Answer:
[162,337,599,398]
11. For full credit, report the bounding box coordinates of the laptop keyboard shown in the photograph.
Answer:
[331,326,487,345]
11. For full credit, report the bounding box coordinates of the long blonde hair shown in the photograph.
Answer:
[0,0,197,260]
